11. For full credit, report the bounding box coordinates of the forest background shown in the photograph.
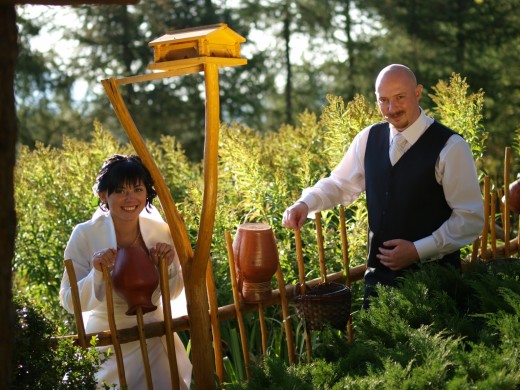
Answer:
[16,0,520,171]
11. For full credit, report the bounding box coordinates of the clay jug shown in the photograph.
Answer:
[111,246,159,315]
[233,223,279,303]
[507,179,520,214]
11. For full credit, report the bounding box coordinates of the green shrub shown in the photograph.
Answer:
[11,294,104,389]
[238,261,520,389]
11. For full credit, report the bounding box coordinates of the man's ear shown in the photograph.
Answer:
[415,84,423,100]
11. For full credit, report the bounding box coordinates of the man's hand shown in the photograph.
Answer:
[282,202,309,230]
[376,239,419,270]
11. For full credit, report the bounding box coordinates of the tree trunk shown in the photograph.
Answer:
[343,0,354,101]
[283,1,293,125]
[0,4,18,389]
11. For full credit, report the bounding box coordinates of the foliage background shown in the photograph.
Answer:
[14,0,520,171]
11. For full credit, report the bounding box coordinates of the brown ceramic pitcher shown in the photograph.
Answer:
[111,246,159,315]
[232,223,279,303]
[507,178,520,214]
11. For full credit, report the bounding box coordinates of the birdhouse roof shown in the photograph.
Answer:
[149,23,245,47]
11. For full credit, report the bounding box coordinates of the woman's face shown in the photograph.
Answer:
[99,180,147,223]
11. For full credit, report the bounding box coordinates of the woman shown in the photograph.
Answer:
[59,154,192,389]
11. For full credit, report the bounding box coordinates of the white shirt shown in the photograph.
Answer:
[60,206,192,389]
[299,110,484,261]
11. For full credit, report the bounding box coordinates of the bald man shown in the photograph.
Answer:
[283,64,484,308]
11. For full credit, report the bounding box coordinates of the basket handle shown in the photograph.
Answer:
[295,229,307,295]
[339,206,351,287]
[315,212,327,283]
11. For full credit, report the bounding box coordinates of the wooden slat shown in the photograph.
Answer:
[135,306,153,390]
[491,191,497,258]
[294,229,312,363]
[339,207,353,344]
[480,177,491,259]
[148,56,247,72]
[206,260,224,384]
[64,259,87,348]
[504,147,511,257]
[115,65,204,86]
[225,230,251,379]
[258,303,267,356]
[159,257,180,389]
[102,265,127,387]
[275,264,296,365]
[100,78,192,266]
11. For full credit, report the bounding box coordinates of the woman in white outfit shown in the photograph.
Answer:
[60,154,192,389]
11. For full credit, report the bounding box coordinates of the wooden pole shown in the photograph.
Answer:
[491,192,497,259]
[275,264,296,364]
[480,177,491,260]
[102,265,127,387]
[206,260,224,384]
[258,303,268,356]
[191,62,220,279]
[100,78,192,265]
[504,147,511,257]
[135,306,154,390]
[294,229,312,363]
[518,218,520,257]
[225,230,251,379]
[471,239,480,263]
[339,207,353,343]
[159,257,180,389]
[181,62,221,388]
[64,259,88,348]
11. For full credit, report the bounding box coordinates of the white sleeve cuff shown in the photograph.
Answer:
[414,236,442,262]
[298,194,320,217]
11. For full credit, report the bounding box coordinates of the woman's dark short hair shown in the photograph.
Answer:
[95,154,157,212]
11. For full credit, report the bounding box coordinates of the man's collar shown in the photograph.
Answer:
[389,108,434,145]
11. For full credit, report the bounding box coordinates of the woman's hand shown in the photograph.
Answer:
[92,248,117,272]
[150,243,175,266]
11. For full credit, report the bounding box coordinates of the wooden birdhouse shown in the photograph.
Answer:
[148,23,246,71]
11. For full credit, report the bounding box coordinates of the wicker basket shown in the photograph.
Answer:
[293,282,352,331]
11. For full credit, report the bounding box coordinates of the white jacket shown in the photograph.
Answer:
[60,206,192,389]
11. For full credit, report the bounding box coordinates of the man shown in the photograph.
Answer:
[282,64,484,307]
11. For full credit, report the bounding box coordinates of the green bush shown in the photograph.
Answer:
[230,261,520,389]
[11,294,103,389]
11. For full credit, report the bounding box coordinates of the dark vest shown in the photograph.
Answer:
[363,121,460,287]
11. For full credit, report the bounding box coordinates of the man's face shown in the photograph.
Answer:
[375,71,422,131]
